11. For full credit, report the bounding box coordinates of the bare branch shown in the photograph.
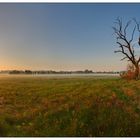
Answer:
[114,48,132,62]
[120,56,128,61]
[138,56,140,63]
[116,17,123,32]
[129,25,136,43]
[114,50,122,53]
[133,18,140,32]
[117,42,128,48]
[124,20,131,36]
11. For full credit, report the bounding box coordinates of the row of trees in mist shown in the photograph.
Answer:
[5,70,120,74]
[8,69,94,74]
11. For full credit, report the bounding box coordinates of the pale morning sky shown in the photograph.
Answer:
[0,3,139,71]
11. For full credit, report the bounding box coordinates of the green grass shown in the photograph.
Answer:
[0,75,140,136]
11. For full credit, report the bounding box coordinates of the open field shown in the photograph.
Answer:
[0,75,140,136]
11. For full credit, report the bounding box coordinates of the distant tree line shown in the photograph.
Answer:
[0,69,121,74]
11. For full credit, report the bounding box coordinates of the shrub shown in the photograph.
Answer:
[120,70,135,80]
[120,63,136,80]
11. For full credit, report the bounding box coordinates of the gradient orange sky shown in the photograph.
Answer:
[0,3,137,71]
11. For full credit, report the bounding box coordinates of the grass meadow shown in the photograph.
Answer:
[0,75,140,136]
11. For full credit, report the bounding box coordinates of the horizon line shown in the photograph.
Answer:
[0,69,125,72]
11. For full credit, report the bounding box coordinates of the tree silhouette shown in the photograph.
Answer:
[113,18,140,80]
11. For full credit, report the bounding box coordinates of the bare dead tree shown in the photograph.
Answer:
[113,18,140,80]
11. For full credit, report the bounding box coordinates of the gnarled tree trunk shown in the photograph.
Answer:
[113,18,140,80]
[134,64,139,80]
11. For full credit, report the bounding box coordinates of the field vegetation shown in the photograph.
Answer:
[0,75,140,136]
